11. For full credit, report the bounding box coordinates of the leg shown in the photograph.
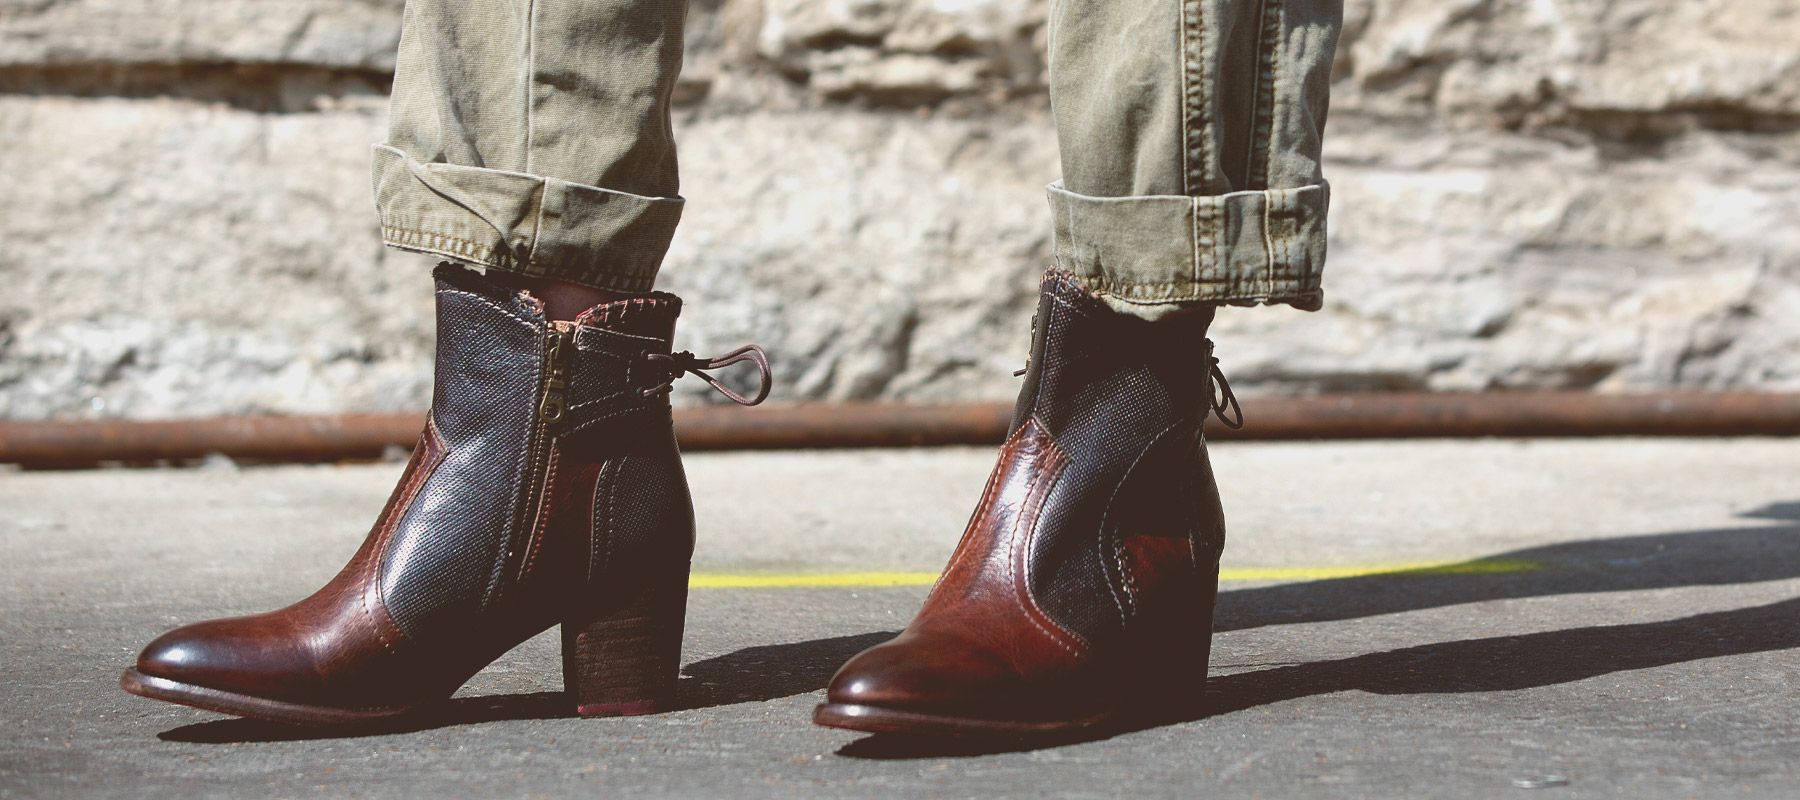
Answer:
[1049,0,1340,316]
[817,0,1343,736]
[375,0,690,313]
[122,0,772,724]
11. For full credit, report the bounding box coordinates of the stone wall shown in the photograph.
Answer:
[3,0,1797,419]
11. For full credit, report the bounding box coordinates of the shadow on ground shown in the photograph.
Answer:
[1215,500,1800,632]
[840,501,1800,758]
[841,593,1800,758]
[160,502,1800,750]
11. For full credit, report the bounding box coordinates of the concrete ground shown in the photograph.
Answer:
[2,438,1797,799]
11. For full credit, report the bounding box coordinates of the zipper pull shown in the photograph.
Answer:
[539,323,574,424]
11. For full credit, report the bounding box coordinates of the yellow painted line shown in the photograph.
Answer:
[687,558,1539,589]
[1219,558,1540,582]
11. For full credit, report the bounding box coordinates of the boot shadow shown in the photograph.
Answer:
[676,631,896,710]
[836,501,1800,758]
[839,593,1800,759]
[1216,501,1800,633]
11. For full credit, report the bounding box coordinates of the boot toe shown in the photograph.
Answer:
[136,628,206,680]
[825,632,1019,714]
[134,616,311,700]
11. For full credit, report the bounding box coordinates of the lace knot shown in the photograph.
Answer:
[640,345,772,406]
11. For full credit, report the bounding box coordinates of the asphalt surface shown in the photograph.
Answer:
[2,439,1797,798]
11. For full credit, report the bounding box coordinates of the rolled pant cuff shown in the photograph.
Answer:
[372,144,684,292]
[1047,180,1329,317]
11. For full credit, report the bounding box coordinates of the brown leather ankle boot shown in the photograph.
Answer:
[121,263,768,725]
[815,270,1240,736]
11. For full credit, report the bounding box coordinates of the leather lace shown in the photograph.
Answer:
[1204,345,1244,430]
[640,345,772,406]
[1011,336,1245,429]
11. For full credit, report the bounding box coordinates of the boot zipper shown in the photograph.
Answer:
[504,322,576,591]
[539,323,574,425]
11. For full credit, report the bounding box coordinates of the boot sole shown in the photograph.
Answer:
[121,666,677,727]
[121,564,691,727]
[812,702,1112,738]
[120,668,417,727]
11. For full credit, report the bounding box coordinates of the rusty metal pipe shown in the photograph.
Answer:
[2,392,1797,469]
[0,414,428,469]
[1205,391,1800,440]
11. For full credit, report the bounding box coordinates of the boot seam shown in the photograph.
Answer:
[586,459,619,584]
[1010,419,1087,658]
[480,326,546,612]
[517,444,561,583]
[602,456,628,584]
[367,417,449,651]
[924,427,1024,600]
[560,403,664,437]
[1097,419,1189,626]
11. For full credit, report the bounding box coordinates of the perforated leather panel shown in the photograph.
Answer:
[381,266,546,642]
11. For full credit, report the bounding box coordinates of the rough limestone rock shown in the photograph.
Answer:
[1,0,1796,420]
[0,0,404,70]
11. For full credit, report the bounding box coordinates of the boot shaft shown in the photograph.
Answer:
[820,271,1233,731]
[125,264,768,719]
[1010,271,1220,439]
[383,265,698,644]
[932,271,1229,656]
